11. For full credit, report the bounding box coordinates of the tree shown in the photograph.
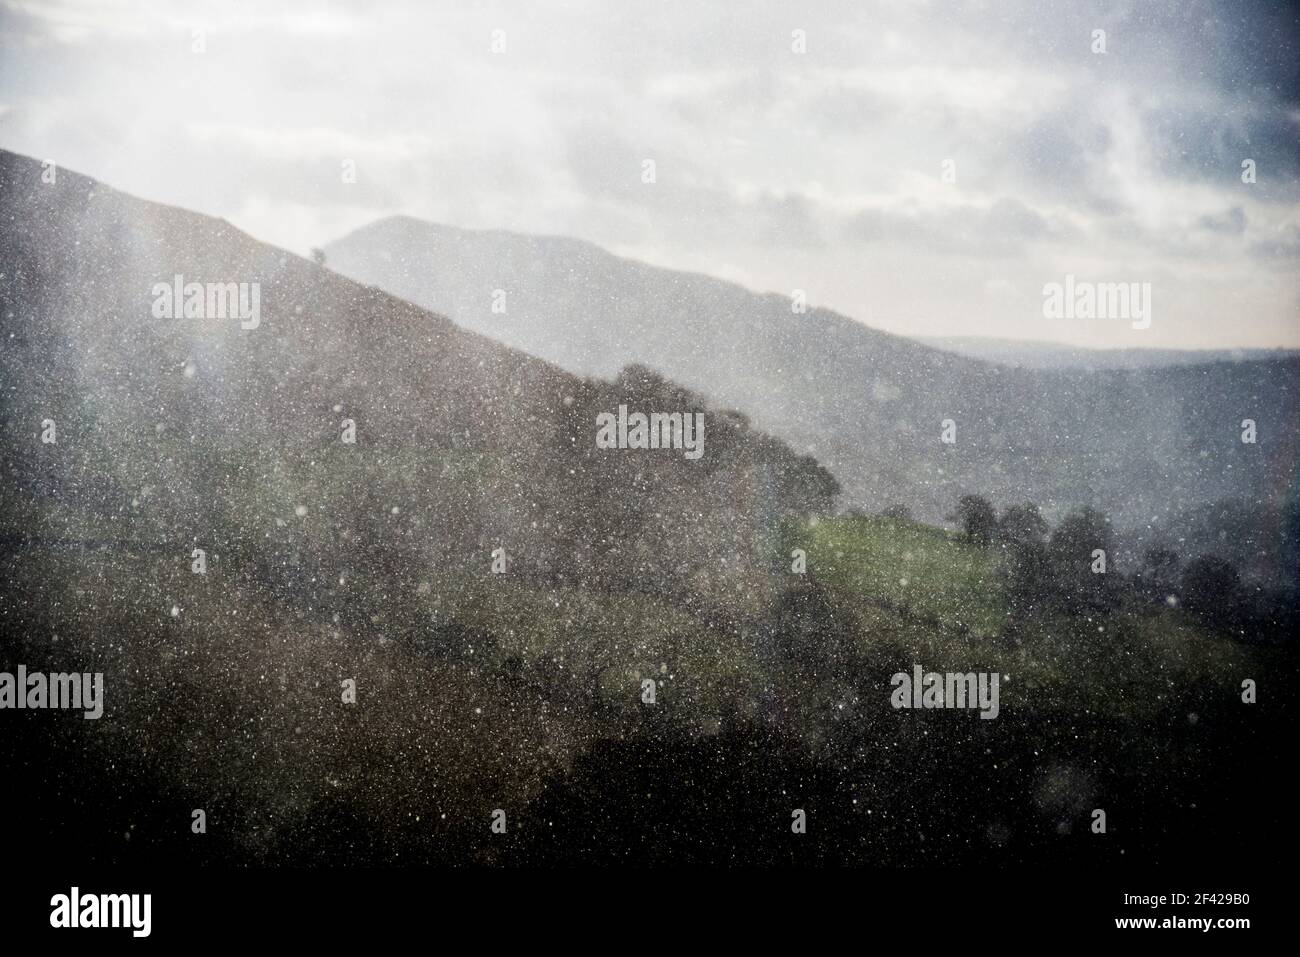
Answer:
[1046,506,1117,613]
[1003,539,1052,618]
[1144,546,1179,579]
[1180,555,1241,625]
[998,502,1048,546]
[954,495,998,547]
[1139,546,1180,600]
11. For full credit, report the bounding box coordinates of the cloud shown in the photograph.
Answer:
[1250,223,1300,260]
[1,0,1296,348]
[1143,102,1300,195]
[841,197,1077,256]
[1196,206,1247,235]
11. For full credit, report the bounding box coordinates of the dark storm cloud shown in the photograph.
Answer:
[1143,104,1300,195]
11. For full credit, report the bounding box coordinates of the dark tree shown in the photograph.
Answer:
[1180,555,1241,625]
[998,502,1048,546]
[1002,540,1052,618]
[1046,506,1118,613]
[1139,546,1180,600]
[1144,546,1180,580]
[955,494,998,547]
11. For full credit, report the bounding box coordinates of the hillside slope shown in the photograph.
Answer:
[325,218,1300,542]
[0,150,836,614]
[0,148,840,859]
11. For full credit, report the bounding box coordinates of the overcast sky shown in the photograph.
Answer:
[2,0,1297,349]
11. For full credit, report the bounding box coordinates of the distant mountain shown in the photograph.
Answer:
[325,218,1300,552]
[0,150,835,614]
[921,336,1300,371]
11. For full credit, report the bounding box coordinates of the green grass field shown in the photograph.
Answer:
[804,514,1006,636]
[793,514,1257,719]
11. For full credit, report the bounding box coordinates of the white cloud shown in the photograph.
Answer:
[0,0,1296,348]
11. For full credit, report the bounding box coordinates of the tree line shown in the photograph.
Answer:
[877,494,1291,642]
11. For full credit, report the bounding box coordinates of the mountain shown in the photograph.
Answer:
[324,218,1300,550]
[0,149,837,612]
[921,336,1300,371]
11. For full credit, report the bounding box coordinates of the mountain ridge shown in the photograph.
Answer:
[921,335,1300,370]
[325,215,1300,551]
